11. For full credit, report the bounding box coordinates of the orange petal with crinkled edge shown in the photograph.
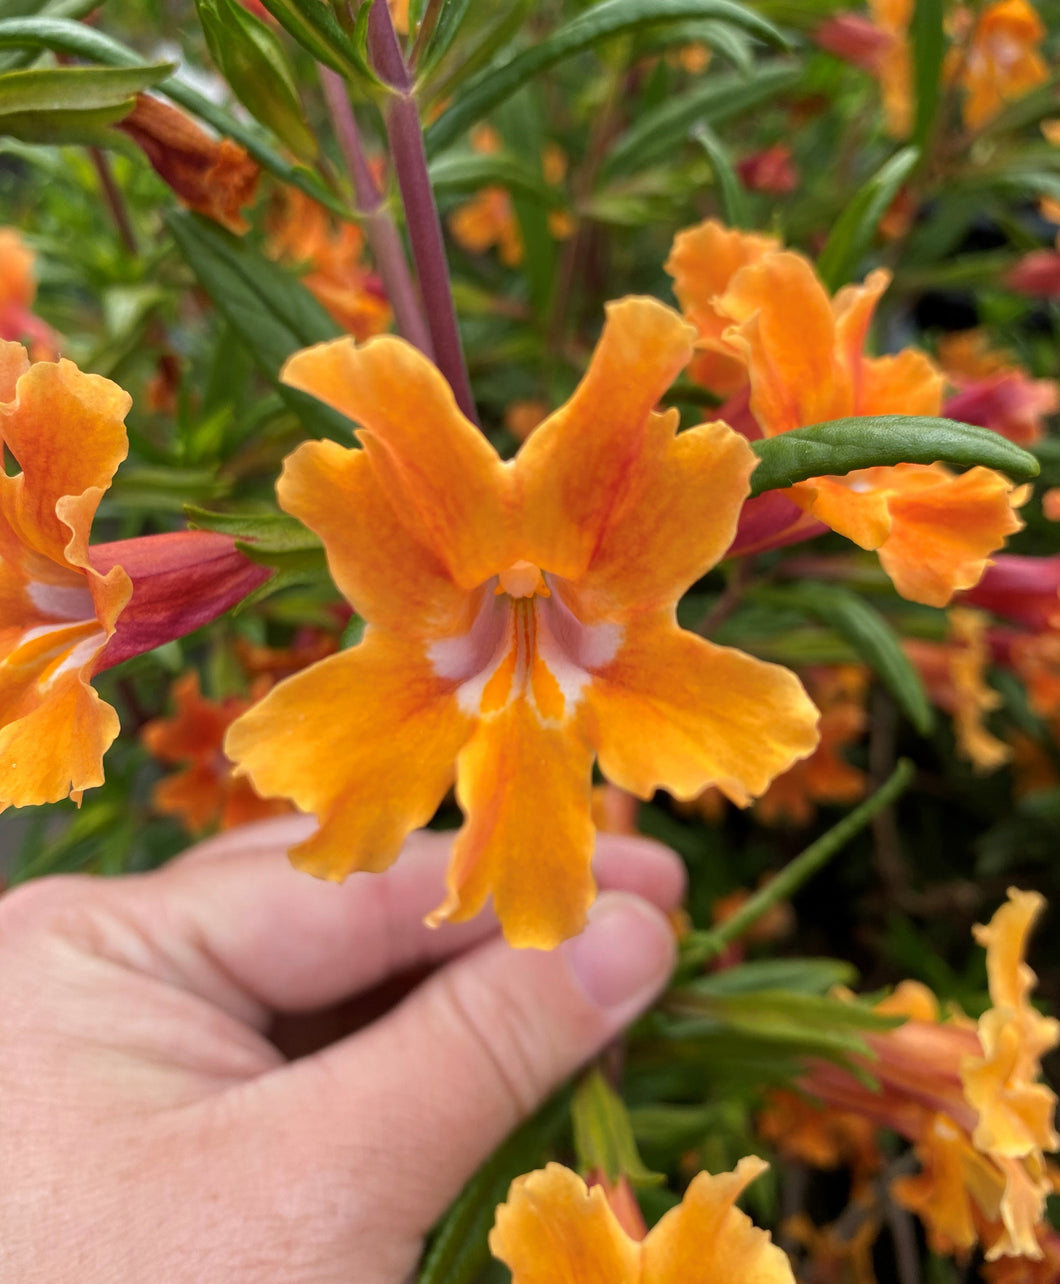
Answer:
[225,630,472,881]
[832,268,891,375]
[877,464,1022,606]
[489,1164,639,1283]
[0,339,28,400]
[718,253,853,436]
[0,357,130,569]
[975,887,1046,1013]
[277,438,476,638]
[892,1116,984,1256]
[643,1157,793,1284]
[516,297,696,581]
[582,613,820,807]
[858,348,944,416]
[665,220,780,396]
[964,1009,1059,1158]
[790,474,894,550]
[565,414,757,622]
[989,1153,1051,1260]
[0,666,118,809]
[429,694,596,949]
[282,336,513,590]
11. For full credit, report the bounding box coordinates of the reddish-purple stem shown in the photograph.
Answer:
[320,67,434,357]
[367,1,477,423]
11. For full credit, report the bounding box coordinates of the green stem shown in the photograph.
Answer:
[678,759,916,972]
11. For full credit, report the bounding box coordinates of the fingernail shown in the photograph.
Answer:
[564,893,676,1011]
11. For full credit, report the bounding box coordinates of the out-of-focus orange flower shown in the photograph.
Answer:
[143,672,291,833]
[736,145,800,195]
[904,609,1011,772]
[490,1158,795,1283]
[267,190,391,341]
[940,331,1058,447]
[982,1227,1060,1284]
[665,219,780,397]
[118,95,260,234]
[1042,489,1060,522]
[712,249,1022,605]
[712,879,796,953]
[782,1210,880,1284]
[0,230,59,360]
[754,666,868,826]
[953,0,1047,130]
[504,399,549,442]
[869,0,913,137]
[759,1089,881,1182]
[1010,632,1060,723]
[225,298,820,948]
[787,891,1059,1263]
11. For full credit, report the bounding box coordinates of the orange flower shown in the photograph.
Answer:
[225,297,820,948]
[784,891,1059,1262]
[118,95,260,234]
[143,672,291,833]
[940,330,1058,447]
[869,0,913,137]
[713,250,1023,606]
[665,219,780,398]
[0,229,59,361]
[0,341,270,810]
[267,190,391,340]
[489,1157,795,1283]
[954,0,1048,131]
[754,666,868,826]
[903,608,1011,772]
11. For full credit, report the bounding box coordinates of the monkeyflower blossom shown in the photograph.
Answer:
[0,341,268,810]
[489,1157,794,1283]
[774,889,1058,1262]
[953,0,1047,131]
[668,226,1023,606]
[0,229,59,360]
[225,297,820,948]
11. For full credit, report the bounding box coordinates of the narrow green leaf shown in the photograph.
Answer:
[691,121,748,227]
[816,146,919,291]
[910,0,944,150]
[748,415,1040,495]
[571,1069,663,1187]
[429,151,562,203]
[184,505,322,554]
[772,585,935,733]
[0,102,130,144]
[0,62,172,114]
[425,0,788,154]
[257,0,376,82]
[166,211,353,442]
[602,62,800,179]
[413,0,473,76]
[0,18,344,213]
[417,1093,568,1284]
[687,958,859,997]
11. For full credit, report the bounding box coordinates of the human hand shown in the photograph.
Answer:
[1,817,683,1282]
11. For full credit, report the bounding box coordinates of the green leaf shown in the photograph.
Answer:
[687,957,859,997]
[195,0,317,160]
[184,505,322,554]
[256,0,376,83]
[910,0,944,151]
[429,151,563,203]
[417,1093,568,1284]
[601,62,800,179]
[764,584,935,734]
[691,121,748,227]
[0,62,173,141]
[748,415,1040,495]
[816,146,920,291]
[571,1069,663,1187]
[414,0,473,77]
[166,211,353,442]
[425,0,788,154]
[0,18,344,213]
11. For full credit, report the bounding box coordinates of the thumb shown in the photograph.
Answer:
[258,890,676,1232]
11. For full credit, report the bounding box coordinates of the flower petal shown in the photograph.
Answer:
[275,438,474,637]
[583,614,820,806]
[225,630,471,880]
[0,666,118,808]
[429,694,596,949]
[282,336,513,589]
[717,252,853,435]
[566,415,757,621]
[489,1164,638,1283]
[0,338,28,401]
[643,1157,794,1284]
[877,464,1023,606]
[514,297,696,581]
[0,357,130,569]
[665,220,780,396]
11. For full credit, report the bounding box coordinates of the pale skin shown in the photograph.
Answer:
[0,815,682,1283]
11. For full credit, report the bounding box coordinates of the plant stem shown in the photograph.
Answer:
[367,0,477,422]
[319,67,434,357]
[678,758,916,971]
